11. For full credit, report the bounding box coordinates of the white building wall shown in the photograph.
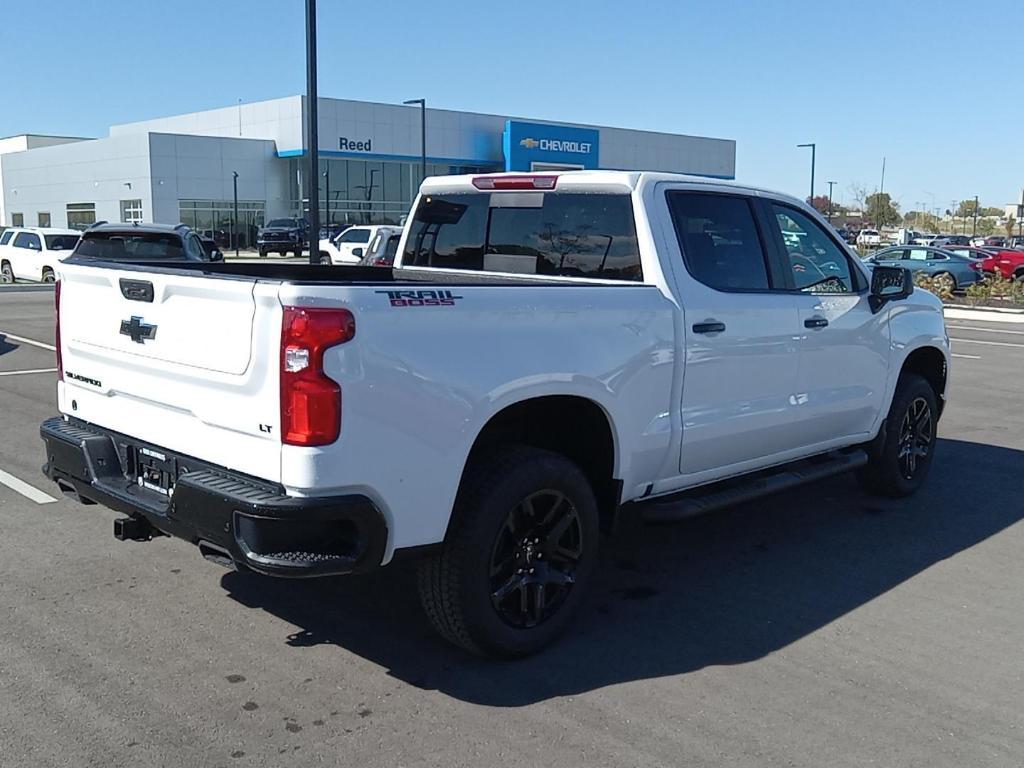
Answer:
[1,134,151,228]
[107,97,736,176]
[0,134,87,226]
[148,133,289,223]
[110,96,304,154]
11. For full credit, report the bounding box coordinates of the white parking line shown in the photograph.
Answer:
[950,337,1024,349]
[0,368,57,377]
[952,353,981,359]
[0,467,57,504]
[0,331,56,351]
[946,324,1024,336]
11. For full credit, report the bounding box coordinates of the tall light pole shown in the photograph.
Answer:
[403,98,426,187]
[322,167,330,225]
[973,194,979,237]
[827,181,836,222]
[232,171,239,258]
[305,0,320,264]
[797,143,815,203]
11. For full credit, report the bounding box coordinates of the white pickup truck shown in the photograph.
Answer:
[40,171,949,657]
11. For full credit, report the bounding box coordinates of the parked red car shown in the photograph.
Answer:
[980,250,1024,282]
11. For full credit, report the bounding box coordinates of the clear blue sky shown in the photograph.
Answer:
[2,0,1021,213]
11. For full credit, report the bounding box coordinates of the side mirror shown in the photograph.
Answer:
[869,265,913,313]
[210,249,224,262]
[352,247,363,258]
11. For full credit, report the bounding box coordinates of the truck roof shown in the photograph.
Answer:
[419,170,803,207]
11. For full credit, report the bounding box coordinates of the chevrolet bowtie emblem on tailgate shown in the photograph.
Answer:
[120,316,157,344]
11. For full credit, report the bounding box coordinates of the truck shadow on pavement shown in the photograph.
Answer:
[220,437,1020,706]
[0,334,19,356]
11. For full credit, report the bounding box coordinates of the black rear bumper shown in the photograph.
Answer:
[40,416,387,577]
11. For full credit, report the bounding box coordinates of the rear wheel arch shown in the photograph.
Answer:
[459,395,620,533]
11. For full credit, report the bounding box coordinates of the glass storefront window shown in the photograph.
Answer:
[288,157,501,226]
[178,200,265,249]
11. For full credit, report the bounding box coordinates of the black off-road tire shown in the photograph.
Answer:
[1,261,13,283]
[41,268,55,284]
[258,249,268,258]
[858,374,938,498]
[417,446,599,659]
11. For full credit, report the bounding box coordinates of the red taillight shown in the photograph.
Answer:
[280,307,355,446]
[471,174,558,191]
[54,280,63,381]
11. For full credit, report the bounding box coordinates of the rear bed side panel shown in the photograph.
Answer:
[278,282,677,556]
[56,265,284,482]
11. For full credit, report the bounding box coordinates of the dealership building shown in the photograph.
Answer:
[0,95,736,247]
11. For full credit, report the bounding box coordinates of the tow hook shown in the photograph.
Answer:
[113,516,155,542]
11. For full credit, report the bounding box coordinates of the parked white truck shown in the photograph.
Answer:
[40,171,949,657]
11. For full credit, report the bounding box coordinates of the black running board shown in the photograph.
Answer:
[641,450,869,523]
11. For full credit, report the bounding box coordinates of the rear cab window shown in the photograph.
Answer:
[74,232,188,260]
[404,190,643,280]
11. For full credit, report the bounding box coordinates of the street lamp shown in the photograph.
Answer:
[403,98,426,187]
[322,167,330,225]
[797,143,815,203]
[232,171,239,258]
[305,0,320,264]
[827,181,836,222]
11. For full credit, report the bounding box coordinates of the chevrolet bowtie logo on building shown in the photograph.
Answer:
[120,316,157,344]
[519,136,593,154]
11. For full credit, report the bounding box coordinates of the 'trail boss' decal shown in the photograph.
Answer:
[376,290,463,307]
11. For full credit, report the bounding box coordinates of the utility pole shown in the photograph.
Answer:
[305,0,320,264]
[972,195,978,237]
[797,143,815,202]
[879,156,886,195]
[232,171,239,258]
[827,181,836,222]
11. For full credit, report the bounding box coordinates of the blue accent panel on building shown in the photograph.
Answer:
[503,120,600,171]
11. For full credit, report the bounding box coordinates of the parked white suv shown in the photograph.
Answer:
[317,225,398,265]
[0,227,80,283]
[41,171,949,657]
[856,228,882,247]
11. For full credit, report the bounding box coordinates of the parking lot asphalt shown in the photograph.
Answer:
[1,287,1023,768]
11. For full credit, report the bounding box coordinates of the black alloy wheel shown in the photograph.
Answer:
[488,489,583,629]
[897,396,933,480]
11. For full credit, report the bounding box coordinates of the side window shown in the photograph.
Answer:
[908,249,930,261]
[771,204,855,294]
[14,232,42,250]
[369,233,384,254]
[0,230,13,245]
[338,228,367,244]
[179,234,201,260]
[666,192,770,291]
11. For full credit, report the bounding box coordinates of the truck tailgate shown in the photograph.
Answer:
[57,264,283,483]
